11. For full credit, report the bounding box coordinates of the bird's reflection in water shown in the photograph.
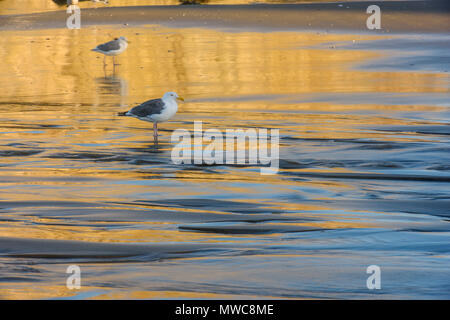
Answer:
[127,141,171,155]
[94,74,128,109]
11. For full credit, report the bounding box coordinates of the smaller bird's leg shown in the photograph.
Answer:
[103,55,107,67]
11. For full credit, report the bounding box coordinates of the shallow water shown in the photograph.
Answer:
[0,22,449,299]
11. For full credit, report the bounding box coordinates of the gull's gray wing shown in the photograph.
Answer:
[97,39,121,51]
[128,99,165,117]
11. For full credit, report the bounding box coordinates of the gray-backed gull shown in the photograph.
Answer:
[119,92,184,139]
[92,37,129,69]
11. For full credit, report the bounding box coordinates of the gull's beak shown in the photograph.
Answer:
[177,97,185,102]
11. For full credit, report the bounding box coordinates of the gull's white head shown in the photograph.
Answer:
[163,92,184,102]
[118,36,129,43]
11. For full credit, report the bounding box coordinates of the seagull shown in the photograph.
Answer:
[118,92,184,140]
[91,37,129,70]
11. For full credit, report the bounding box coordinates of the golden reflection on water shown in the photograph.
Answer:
[0,27,445,144]
[0,26,445,209]
[1,27,446,103]
[0,23,448,299]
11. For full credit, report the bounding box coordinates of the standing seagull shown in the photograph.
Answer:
[92,37,129,71]
[118,92,184,140]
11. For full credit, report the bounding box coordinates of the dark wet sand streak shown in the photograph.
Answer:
[0,236,239,261]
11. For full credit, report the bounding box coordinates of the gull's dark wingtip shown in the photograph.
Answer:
[117,111,128,116]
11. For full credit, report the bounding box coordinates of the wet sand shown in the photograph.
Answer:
[1,1,449,33]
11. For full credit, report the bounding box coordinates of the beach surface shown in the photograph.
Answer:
[1,1,449,33]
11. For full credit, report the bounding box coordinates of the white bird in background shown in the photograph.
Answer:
[118,92,184,140]
[91,36,129,71]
